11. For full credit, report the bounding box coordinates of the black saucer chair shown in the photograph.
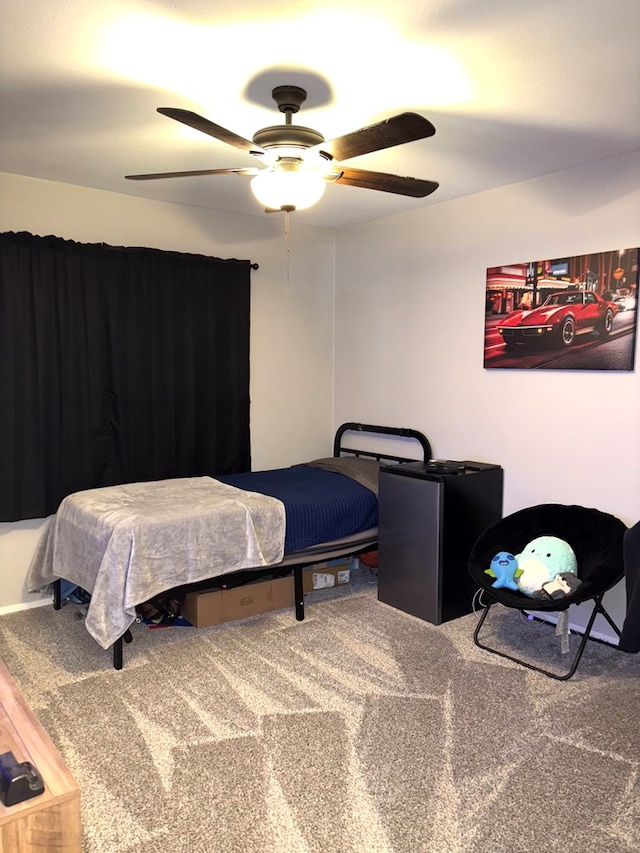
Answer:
[468,503,627,680]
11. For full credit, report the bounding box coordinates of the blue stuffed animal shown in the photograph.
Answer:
[485,551,522,591]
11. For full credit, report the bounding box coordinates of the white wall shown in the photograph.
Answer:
[0,172,337,609]
[334,149,640,639]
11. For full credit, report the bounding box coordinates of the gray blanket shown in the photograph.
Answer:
[306,456,381,494]
[27,477,285,649]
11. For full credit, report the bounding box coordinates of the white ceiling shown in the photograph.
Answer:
[2,0,639,229]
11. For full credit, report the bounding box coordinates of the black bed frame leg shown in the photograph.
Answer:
[112,629,133,670]
[293,566,305,621]
[53,578,62,610]
[113,637,123,670]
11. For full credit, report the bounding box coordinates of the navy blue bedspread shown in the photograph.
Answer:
[216,465,378,553]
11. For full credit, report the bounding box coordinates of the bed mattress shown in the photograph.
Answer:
[217,464,378,552]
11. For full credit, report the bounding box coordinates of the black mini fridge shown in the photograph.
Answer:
[377,460,503,624]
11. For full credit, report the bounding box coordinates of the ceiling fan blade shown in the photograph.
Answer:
[314,113,435,161]
[329,166,439,198]
[125,167,259,181]
[157,108,264,155]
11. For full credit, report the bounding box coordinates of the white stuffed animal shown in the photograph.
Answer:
[515,535,577,597]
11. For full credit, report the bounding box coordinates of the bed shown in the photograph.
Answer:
[27,422,431,668]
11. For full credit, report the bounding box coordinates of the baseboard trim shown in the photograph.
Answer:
[0,597,53,616]
[529,610,620,646]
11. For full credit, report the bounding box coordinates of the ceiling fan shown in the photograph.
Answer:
[125,85,439,212]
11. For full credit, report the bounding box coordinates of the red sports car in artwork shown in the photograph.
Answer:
[497,290,617,349]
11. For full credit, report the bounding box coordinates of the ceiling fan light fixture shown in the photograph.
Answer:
[250,165,326,211]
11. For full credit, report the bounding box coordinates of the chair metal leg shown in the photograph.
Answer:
[595,602,623,639]
[473,594,619,681]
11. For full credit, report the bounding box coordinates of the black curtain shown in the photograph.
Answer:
[0,232,251,521]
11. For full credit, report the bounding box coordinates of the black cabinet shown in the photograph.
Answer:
[377,461,503,624]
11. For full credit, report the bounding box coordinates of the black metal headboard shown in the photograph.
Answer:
[333,422,432,464]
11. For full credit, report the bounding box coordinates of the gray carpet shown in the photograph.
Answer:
[1,568,639,853]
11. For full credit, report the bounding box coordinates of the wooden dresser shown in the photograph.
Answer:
[0,661,81,852]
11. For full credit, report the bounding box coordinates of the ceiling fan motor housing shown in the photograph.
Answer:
[253,85,328,155]
[252,124,325,152]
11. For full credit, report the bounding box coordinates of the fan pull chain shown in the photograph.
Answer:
[284,210,291,282]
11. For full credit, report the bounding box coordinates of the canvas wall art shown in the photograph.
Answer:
[483,247,638,371]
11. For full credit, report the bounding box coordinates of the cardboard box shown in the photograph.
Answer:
[183,575,294,628]
[182,557,353,628]
[302,557,351,592]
